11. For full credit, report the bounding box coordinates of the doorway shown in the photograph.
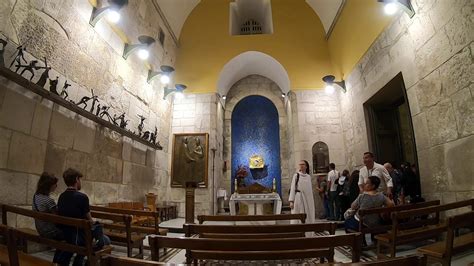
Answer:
[364,73,417,169]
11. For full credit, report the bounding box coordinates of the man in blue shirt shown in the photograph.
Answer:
[56,168,110,266]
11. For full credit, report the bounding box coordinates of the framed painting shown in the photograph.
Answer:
[171,133,209,188]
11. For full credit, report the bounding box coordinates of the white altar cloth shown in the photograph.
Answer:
[229,193,282,216]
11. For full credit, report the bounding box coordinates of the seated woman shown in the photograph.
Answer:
[33,172,63,264]
[344,175,394,232]
[32,172,63,240]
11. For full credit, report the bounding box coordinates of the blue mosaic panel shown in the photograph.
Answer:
[231,95,281,195]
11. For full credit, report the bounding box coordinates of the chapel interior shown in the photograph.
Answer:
[0,0,473,265]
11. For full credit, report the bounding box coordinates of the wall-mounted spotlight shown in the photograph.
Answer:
[147,65,175,84]
[222,95,227,100]
[378,0,415,18]
[164,84,187,100]
[281,92,286,98]
[89,0,128,27]
[123,35,155,60]
[322,75,346,94]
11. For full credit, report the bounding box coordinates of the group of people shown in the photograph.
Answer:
[288,152,422,231]
[32,168,109,266]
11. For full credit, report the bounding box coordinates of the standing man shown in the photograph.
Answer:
[327,163,339,221]
[384,163,402,204]
[358,152,393,198]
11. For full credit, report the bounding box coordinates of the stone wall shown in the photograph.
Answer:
[169,93,224,216]
[0,0,177,227]
[339,0,473,203]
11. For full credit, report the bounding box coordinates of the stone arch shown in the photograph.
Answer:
[222,75,291,201]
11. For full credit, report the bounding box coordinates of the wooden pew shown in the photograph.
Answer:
[184,222,336,239]
[1,204,112,266]
[90,205,168,236]
[417,211,474,265]
[375,199,474,258]
[197,213,306,224]
[149,233,363,264]
[90,211,146,258]
[352,200,440,235]
[101,254,426,266]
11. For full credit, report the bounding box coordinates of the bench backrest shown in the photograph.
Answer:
[445,211,474,259]
[1,204,98,265]
[197,213,306,224]
[329,255,427,266]
[184,222,336,238]
[149,233,362,263]
[91,205,160,234]
[357,200,441,233]
[390,199,474,241]
[0,224,18,266]
[101,255,171,266]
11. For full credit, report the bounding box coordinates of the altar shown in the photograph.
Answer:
[229,193,282,215]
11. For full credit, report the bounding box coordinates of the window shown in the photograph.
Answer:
[230,0,273,36]
[312,142,329,174]
[158,28,165,46]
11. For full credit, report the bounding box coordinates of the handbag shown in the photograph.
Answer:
[344,208,356,220]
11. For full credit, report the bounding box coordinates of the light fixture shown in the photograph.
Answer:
[147,65,175,84]
[281,92,286,98]
[89,0,128,27]
[222,95,227,100]
[378,0,415,18]
[123,35,155,60]
[164,84,187,100]
[322,75,346,94]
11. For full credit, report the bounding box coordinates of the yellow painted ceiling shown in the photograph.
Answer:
[174,0,393,93]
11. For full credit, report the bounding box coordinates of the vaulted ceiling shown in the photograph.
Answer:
[155,0,344,41]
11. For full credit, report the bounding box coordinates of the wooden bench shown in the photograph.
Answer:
[90,210,146,258]
[149,233,363,264]
[0,204,112,266]
[91,205,168,236]
[197,213,306,224]
[349,200,440,249]
[100,254,426,266]
[184,222,336,239]
[375,199,474,258]
[417,210,474,265]
[108,202,153,224]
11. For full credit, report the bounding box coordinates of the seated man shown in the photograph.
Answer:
[56,168,110,266]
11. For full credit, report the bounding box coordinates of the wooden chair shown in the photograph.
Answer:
[149,233,363,264]
[375,198,474,258]
[90,211,145,258]
[197,213,306,224]
[0,204,112,266]
[417,210,474,265]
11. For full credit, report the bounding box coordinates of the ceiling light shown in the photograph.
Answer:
[378,0,415,18]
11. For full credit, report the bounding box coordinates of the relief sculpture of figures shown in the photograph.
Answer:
[36,58,51,87]
[99,105,113,122]
[49,76,59,95]
[142,131,150,141]
[60,80,71,100]
[113,113,125,127]
[76,89,97,109]
[137,115,146,136]
[17,60,38,80]
[150,127,157,144]
[9,45,26,71]
[183,137,204,163]
[0,38,7,67]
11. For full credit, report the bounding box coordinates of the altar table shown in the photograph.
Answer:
[229,193,282,215]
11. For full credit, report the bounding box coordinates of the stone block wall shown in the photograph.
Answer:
[0,0,177,227]
[169,93,224,216]
[339,0,474,203]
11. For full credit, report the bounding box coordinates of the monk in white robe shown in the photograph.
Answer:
[289,160,316,230]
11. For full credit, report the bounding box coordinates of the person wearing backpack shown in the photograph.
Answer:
[336,169,351,221]
[289,160,316,226]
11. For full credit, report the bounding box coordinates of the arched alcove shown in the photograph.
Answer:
[231,95,281,194]
[312,141,329,174]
